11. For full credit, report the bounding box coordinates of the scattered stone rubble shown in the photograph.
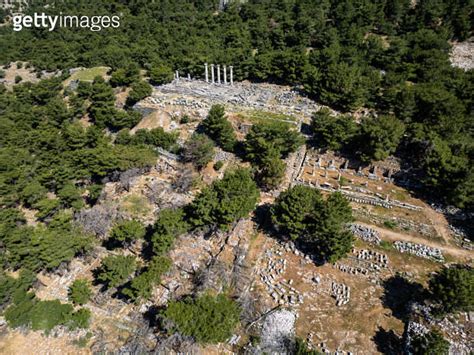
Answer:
[139,79,329,121]
[258,242,305,308]
[259,309,297,353]
[450,40,474,71]
[349,224,381,244]
[334,263,370,277]
[394,241,444,262]
[331,281,350,306]
[405,320,430,347]
[334,249,389,279]
[355,249,388,268]
[407,303,474,355]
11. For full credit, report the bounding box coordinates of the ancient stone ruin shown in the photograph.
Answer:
[394,241,444,262]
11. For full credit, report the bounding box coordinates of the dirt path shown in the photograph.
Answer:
[358,222,473,260]
[422,206,452,245]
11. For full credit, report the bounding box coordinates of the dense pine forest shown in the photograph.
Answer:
[1,0,472,208]
[0,0,473,347]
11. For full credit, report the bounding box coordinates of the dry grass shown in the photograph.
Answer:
[69,67,109,82]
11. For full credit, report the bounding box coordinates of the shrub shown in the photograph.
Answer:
[109,219,146,246]
[213,161,224,171]
[429,264,473,314]
[162,293,240,344]
[96,255,137,288]
[69,279,92,305]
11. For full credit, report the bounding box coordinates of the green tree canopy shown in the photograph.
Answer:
[110,64,140,87]
[182,133,215,170]
[4,292,90,333]
[201,105,236,152]
[162,293,240,344]
[129,128,178,150]
[126,80,153,107]
[122,256,171,302]
[68,279,92,305]
[96,255,137,289]
[149,65,174,86]
[244,121,304,164]
[188,168,259,230]
[410,330,450,355]
[358,115,405,162]
[109,219,146,246]
[429,264,473,314]
[1,221,93,272]
[308,192,354,263]
[57,183,84,210]
[271,185,324,240]
[255,145,286,190]
[310,62,368,111]
[20,181,48,207]
[311,108,358,151]
[272,186,353,262]
[152,208,189,255]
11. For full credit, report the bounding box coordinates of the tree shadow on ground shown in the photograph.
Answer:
[381,274,426,322]
[252,203,279,239]
[140,224,157,262]
[143,304,162,328]
[372,327,404,355]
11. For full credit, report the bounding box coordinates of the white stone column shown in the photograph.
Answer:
[211,64,215,84]
[223,65,227,84]
[175,70,179,80]
[229,66,233,85]
[204,63,209,83]
[217,64,221,84]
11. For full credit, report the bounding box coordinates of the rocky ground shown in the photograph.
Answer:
[1,78,472,354]
[450,39,474,71]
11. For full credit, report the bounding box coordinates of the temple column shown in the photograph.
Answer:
[223,65,227,84]
[229,65,233,85]
[211,64,215,84]
[204,63,209,83]
[217,64,221,84]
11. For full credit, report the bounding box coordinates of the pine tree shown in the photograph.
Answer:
[96,255,137,288]
[162,293,240,344]
[411,330,450,355]
[201,105,236,151]
[109,219,146,246]
[429,264,473,314]
[271,185,324,240]
[69,279,92,305]
[189,169,259,230]
[126,80,152,106]
[256,145,286,190]
[182,133,215,170]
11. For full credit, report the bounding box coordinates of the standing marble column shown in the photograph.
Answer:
[229,66,233,85]
[175,70,179,80]
[217,64,221,84]
[223,65,227,84]
[211,64,215,84]
[204,63,209,83]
